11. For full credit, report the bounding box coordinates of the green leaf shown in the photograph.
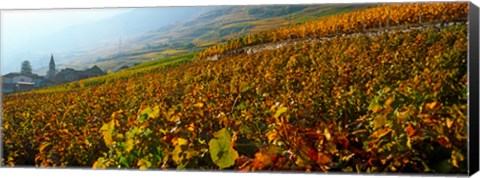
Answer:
[368,96,380,111]
[198,138,206,144]
[177,162,187,170]
[422,161,432,172]
[137,106,160,123]
[119,156,130,167]
[209,128,239,169]
[274,107,288,119]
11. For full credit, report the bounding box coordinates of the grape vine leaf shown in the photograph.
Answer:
[208,128,239,169]
[274,107,288,119]
[172,138,189,165]
[137,158,152,170]
[100,119,116,146]
[137,106,160,123]
[92,157,106,169]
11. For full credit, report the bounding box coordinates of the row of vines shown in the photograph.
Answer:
[2,22,468,173]
[195,2,468,60]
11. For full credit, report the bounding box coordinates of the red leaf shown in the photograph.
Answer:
[437,136,451,148]
[308,149,318,161]
[405,124,416,137]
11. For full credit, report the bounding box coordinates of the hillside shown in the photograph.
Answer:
[83,4,371,72]
[196,3,468,60]
[1,2,469,174]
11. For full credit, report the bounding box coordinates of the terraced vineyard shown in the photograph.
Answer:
[196,3,468,60]
[1,2,469,173]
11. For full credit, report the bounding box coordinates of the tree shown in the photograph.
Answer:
[21,60,32,74]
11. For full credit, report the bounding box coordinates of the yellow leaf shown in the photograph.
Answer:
[383,87,391,93]
[373,115,386,130]
[370,128,391,139]
[188,122,195,132]
[194,102,204,108]
[111,112,117,119]
[159,128,168,134]
[380,158,387,165]
[166,108,175,119]
[266,130,278,143]
[172,138,189,164]
[451,150,464,168]
[347,88,355,95]
[185,150,199,160]
[116,133,124,140]
[39,142,51,152]
[324,128,332,141]
[170,115,181,123]
[384,98,394,107]
[100,120,116,146]
[173,137,188,146]
[125,139,134,153]
[138,158,152,170]
[372,105,382,113]
[446,118,453,128]
[407,136,412,148]
[426,101,439,110]
[93,157,106,169]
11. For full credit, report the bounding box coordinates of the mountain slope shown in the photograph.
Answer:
[81,4,372,72]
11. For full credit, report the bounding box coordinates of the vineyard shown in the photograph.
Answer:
[1,2,469,174]
[196,2,468,60]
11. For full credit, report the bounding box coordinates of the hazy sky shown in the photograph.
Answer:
[1,8,130,74]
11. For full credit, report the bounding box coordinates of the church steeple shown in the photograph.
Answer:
[49,54,55,69]
[46,53,56,80]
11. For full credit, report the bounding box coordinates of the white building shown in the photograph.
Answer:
[2,73,40,93]
[3,73,34,83]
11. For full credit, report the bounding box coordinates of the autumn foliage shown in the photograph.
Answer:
[1,3,468,174]
[195,2,468,60]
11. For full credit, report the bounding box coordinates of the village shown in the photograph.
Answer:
[1,54,106,93]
